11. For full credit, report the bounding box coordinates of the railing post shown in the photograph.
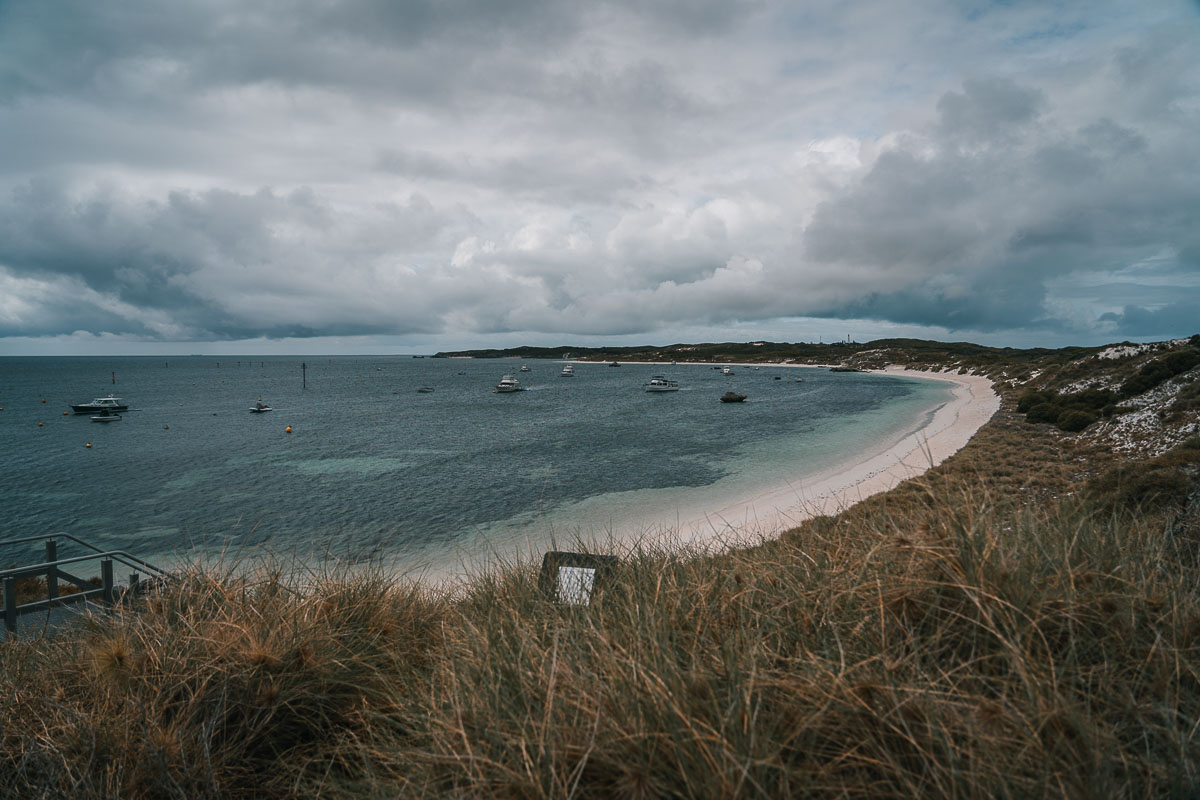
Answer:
[45,538,58,602]
[4,577,16,633]
[101,559,114,605]
[129,572,140,597]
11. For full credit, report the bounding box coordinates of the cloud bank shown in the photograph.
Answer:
[1,0,1197,352]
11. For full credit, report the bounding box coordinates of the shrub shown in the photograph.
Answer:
[1017,390,1055,413]
[1056,409,1097,433]
[1120,349,1200,397]
[1025,402,1062,425]
[1087,463,1193,512]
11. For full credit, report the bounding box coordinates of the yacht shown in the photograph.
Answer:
[71,396,127,414]
[560,364,575,377]
[495,375,524,393]
[644,376,680,393]
[519,364,532,372]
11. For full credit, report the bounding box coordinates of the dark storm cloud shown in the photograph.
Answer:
[799,41,1200,337]
[0,180,471,339]
[0,0,1196,352]
[1099,302,1200,338]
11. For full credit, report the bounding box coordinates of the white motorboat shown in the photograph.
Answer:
[560,365,575,377]
[519,364,531,372]
[90,411,121,422]
[721,367,734,375]
[644,376,680,392]
[72,396,127,414]
[250,400,272,412]
[495,375,524,393]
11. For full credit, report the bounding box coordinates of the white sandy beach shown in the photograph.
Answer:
[654,366,1001,551]
[422,365,1000,582]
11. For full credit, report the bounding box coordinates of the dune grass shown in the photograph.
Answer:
[2,415,1198,798]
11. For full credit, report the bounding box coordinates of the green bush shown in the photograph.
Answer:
[1025,402,1062,425]
[1056,409,1098,432]
[1120,349,1200,397]
[1016,390,1055,413]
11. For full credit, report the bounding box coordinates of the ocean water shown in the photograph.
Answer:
[0,356,951,572]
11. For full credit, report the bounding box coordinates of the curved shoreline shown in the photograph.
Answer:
[423,365,1000,581]
[656,366,1000,551]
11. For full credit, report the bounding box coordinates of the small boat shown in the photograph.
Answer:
[721,367,734,375]
[71,396,127,414]
[249,403,272,413]
[90,410,121,422]
[519,364,531,372]
[720,391,747,403]
[495,375,524,393]
[608,361,621,367]
[560,365,575,377]
[644,376,680,393]
[830,365,862,372]
[416,386,435,393]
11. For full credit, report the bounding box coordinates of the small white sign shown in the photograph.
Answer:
[557,566,596,605]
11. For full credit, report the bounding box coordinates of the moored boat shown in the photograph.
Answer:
[90,410,121,422]
[495,375,524,393]
[71,396,127,414]
[720,391,747,403]
[644,376,680,392]
[560,364,575,377]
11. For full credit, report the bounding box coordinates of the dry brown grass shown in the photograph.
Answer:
[2,408,1198,798]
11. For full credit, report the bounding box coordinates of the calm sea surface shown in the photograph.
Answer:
[0,356,950,572]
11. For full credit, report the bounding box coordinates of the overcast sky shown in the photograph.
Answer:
[1,0,1197,355]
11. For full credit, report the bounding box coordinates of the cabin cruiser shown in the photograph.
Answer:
[644,376,680,393]
[71,396,127,414]
[560,364,575,377]
[495,375,524,393]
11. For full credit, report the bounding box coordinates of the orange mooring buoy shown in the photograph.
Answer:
[37,422,43,427]
[285,426,292,433]
[86,443,92,448]
[163,424,169,430]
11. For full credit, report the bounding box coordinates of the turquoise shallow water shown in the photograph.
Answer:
[0,356,950,570]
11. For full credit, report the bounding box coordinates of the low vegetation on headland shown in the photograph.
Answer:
[4,337,1200,798]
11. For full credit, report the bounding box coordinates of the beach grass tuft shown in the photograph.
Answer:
[3,412,1199,797]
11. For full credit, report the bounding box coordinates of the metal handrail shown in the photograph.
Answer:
[0,533,171,578]
[0,550,172,581]
[1,532,110,555]
[2,534,174,634]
